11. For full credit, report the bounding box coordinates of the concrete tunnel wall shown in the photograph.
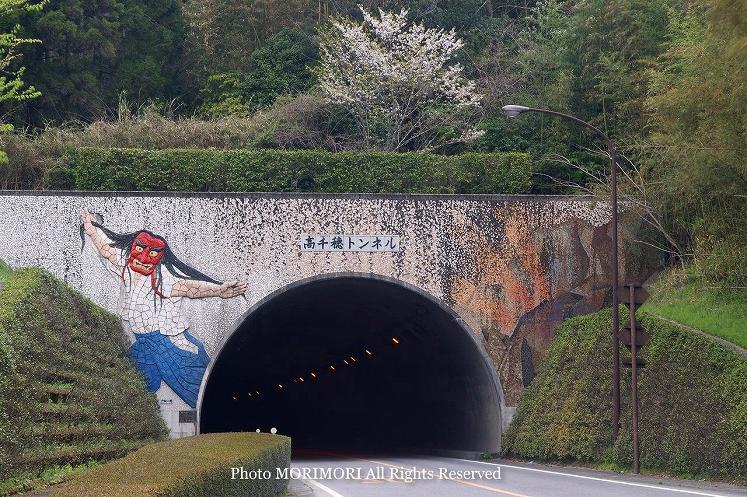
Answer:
[0,191,642,444]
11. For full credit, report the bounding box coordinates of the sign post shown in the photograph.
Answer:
[619,283,649,474]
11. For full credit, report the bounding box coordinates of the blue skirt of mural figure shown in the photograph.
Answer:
[128,330,209,408]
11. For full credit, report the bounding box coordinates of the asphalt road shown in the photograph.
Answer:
[290,454,747,497]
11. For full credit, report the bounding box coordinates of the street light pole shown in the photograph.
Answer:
[501,105,621,443]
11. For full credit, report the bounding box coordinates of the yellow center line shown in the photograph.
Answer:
[453,478,533,497]
[357,457,533,497]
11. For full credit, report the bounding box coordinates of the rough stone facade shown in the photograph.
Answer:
[0,192,644,436]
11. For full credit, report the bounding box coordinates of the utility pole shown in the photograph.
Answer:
[501,104,622,442]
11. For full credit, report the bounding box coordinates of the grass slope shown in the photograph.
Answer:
[0,260,12,284]
[642,270,747,349]
[0,264,167,495]
[502,308,747,483]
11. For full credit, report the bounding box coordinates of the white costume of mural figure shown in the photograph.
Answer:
[80,208,247,408]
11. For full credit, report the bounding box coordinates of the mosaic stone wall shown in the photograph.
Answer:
[0,192,647,435]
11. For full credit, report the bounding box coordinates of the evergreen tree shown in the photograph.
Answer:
[3,0,187,124]
[197,27,318,117]
[0,0,43,171]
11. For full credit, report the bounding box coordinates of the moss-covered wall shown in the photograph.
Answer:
[0,267,167,482]
[502,308,747,482]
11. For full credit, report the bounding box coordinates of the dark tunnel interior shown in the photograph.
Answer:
[199,276,501,454]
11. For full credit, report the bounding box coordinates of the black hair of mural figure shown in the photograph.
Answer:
[93,222,220,283]
[80,216,221,306]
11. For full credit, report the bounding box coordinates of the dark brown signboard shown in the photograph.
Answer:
[621,324,651,348]
[618,284,649,306]
[179,410,197,423]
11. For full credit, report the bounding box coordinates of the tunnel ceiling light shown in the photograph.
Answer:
[349,356,357,363]
[247,392,252,397]
[298,377,305,383]
[310,372,317,378]
[277,383,283,389]
[343,359,349,365]
[329,365,336,371]
[255,390,260,396]
[232,395,237,401]
[391,337,400,345]
[364,349,373,356]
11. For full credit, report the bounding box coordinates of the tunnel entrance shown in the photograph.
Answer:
[199,274,502,454]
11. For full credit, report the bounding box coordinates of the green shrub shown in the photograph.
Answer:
[502,308,747,482]
[52,147,534,193]
[49,433,291,497]
[0,267,167,486]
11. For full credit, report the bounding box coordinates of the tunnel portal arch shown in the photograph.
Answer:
[198,273,504,454]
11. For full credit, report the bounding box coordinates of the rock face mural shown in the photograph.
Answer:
[0,192,652,436]
[79,208,247,409]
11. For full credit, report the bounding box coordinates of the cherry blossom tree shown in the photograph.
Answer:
[317,6,483,151]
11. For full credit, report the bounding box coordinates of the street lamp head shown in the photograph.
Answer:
[501,105,531,118]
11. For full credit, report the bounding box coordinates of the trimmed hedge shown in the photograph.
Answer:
[50,147,534,193]
[49,432,291,497]
[502,308,747,482]
[0,266,167,486]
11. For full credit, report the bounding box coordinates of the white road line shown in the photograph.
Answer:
[362,457,532,497]
[304,478,347,497]
[453,459,736,497]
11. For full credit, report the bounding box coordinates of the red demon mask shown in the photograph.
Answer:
[128,231,166,275]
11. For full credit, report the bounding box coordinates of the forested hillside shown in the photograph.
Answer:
[0,0,743,286]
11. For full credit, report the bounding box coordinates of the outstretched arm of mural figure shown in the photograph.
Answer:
[172,279,247,299]
[80,208,119,266]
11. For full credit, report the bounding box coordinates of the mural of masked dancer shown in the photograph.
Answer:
[80,208,247,408]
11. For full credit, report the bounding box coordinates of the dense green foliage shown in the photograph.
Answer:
[0,266,167,489]
[0,0,43,167]
[54,148,534,193]
[0,0,741,285]
[643,1,746,285]
[0,102,359,189]
[0,0,42,106]
[0,0,186,125]
[643,270,747,349]
[49,432,291,497]
[184,0,317,75]
[198,28,318,117]
[502,308,747,481]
